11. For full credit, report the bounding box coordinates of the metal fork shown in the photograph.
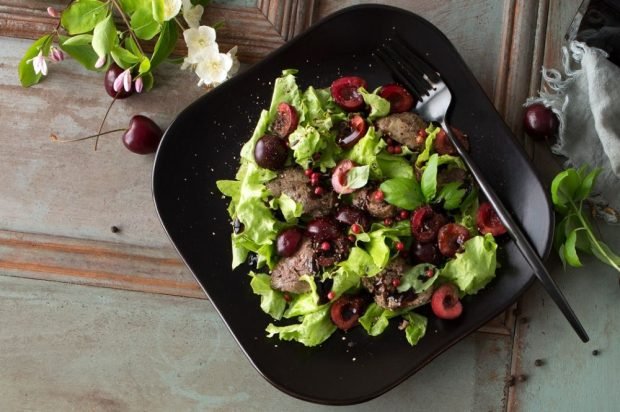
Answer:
[375,38,589,342]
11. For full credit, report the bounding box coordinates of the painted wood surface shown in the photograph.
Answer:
[0,275,513,411]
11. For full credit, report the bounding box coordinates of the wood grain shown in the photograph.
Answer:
[0,0,319,62]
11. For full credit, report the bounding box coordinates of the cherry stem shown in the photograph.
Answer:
[94,92,119,150]
[51,128,126,143]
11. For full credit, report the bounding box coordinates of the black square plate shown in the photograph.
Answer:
[153,4,553,405]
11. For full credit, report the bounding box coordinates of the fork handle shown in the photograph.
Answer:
[440,121,589,343]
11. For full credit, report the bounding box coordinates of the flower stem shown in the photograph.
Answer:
[111,0,145,56]
[51,128,125,143]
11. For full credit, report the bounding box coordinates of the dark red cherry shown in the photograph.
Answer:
[276,227,303,257]
[437,223,471,257]
[306,217,341,242]
[410,206,449,244]
[330,295,366,330]
[336,115,367,149]
[104,63,133,99]
[431,283,463,320]
[272,102,299,138]
[330,76,368,111]
[254,135,288,170]
[523,103,558,139]
[334,205,370,231]
[410,240,442,265]
[122,115,163,154]
[477,202,507,236]
[379,84,414,113]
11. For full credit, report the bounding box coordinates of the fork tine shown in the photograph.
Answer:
[373,48,427,98]
[392,35,441,84]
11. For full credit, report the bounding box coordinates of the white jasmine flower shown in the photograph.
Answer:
[29,50,48,76]
[226,46,240,77]
[163,0,182,21]
[183,26,217,60]
[195,51,233,86]
[182,0,204,28]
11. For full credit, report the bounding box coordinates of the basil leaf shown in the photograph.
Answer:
[379,177,424,210]
[377,152,414,179]
[346,165,370,190]
[18,34,52,87]
[61,0,108,35]
[421,153,439,201]
[437,181,467,210]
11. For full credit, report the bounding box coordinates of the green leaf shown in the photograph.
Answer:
[379,177,424,210]
[415,124,441,169]
[118,0,140,14]
[266,306,336,347]
[18,35,52,87]
[403,312,427,346]
[343,126,386,178]
[138,57,151,74]
[140,72,154,91]
[421,153,439,202]
[61,0,108,35]
[377,152,414,179]
[550,168,580,214]
[358,303,403,336]
[440,234,498,295]
[59,35,100,70]
[574,168,601,201]
[590,240,620,270]
[125,37,142,56]
[359,87,391,120]
[397,264,438,293]
[269,193,302,223]
[437,181,467,210]
[150,20,179,69]
[338,247,380,277]
[564,229,583,267]
[61,34,93,46]
[131,5,161,40]
[345,165,370,190]
[152,0,165,22]
[249,272,286,320]
[92,14,117,58]
[283,276,321,318]
[110,46,141,68]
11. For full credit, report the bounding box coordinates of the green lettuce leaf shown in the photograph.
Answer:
[343,126,386,178]
[269,193,303,223]
[249,272,287,320]
[268,70,303,122]
[359,87,390,120]
[330,267,362,297]
[283,275,321,318]
[403,312,427,346]
[266,305,336,347]
[415,124,441,168]
[437,181,467,210]
[364,221,411,269]
[240,110,271,162]
[455,187,479,236]
[301,86,346,132]
[440,234,498,294]
[358,303,402,336]
[339,247,380,277]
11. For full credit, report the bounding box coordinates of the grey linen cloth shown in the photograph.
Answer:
[526,41,620,221]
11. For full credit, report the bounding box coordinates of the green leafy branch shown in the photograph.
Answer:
[551,166,620,274]
[18,0,192,90]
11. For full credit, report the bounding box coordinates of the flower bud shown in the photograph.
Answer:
[95,55,106,69]
[47,7,60,18]
[134,77,144,93]
[123,69,132,92]
[113,70,125,92]
[50,47,65,63]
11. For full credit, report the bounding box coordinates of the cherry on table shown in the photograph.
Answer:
[122,115,163,154]
[104,63,133,99]
[523,103,558,139]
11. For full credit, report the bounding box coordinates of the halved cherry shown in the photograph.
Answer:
[337,115,368,148]
[434,127,470,155]
[477,202,507,236]
[431,283,463,320]
[335,205,371,231]
[437,223,471,257]
[331,159,356,194]
[331,76,368,112]
[272,102,299,138]
[330,295,366,330]
[410,205,449,244]
[379,84,414,113]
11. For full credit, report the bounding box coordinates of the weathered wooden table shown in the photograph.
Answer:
[1,1,619,410]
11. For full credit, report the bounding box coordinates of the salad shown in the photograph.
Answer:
[217,69,506,347]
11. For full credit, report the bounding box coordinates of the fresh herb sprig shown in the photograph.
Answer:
[551,166,620,273]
